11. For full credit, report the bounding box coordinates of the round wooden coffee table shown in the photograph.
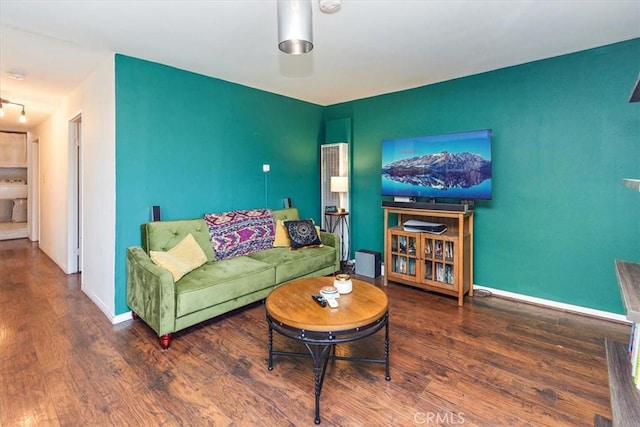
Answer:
[266,276,390,424]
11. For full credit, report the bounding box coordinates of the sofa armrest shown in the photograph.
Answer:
[126,246,176,337]
[319,231,341,273]
[319,231,340,249]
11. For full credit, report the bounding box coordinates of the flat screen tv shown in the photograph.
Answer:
[381,129,492,200]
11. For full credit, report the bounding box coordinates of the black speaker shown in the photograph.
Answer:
[283,198,292,208]
[381,200,473,212]
[151,205,161,222]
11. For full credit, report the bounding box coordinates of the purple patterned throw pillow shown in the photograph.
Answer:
[204,209,275,260]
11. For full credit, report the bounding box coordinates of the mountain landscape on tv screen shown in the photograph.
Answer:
[382,151,492,190]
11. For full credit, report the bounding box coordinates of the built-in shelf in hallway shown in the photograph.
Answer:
[0,221,28,240]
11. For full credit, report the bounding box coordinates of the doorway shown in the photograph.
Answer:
[69,114,82,273]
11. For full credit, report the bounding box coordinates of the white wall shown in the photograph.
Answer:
[33,54,116,320]
[75,56,116,320]
[27,132,39,241]
[35,107,71,270]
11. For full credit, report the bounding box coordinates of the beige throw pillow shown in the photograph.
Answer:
[273,219,291,247]
[150,233,208,282]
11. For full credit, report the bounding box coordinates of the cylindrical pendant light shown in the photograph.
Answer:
[277,0,313,55]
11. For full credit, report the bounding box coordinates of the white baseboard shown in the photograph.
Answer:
[473,285,629,324]
[379,262,627,323]
[81,284,114,322]
[112,311,133,324]
[81,284,132,325]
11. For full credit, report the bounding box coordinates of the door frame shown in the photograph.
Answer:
[68,114,82,273]
[28,136,39,241]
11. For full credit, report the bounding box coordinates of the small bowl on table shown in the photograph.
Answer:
[320,285,340,300]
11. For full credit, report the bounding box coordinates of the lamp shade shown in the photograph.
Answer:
[331,176,348,193]
[277,0,313,54]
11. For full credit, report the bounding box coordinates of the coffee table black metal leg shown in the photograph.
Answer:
[268,324,274,370]
[305,343,332,424]
[385,319,391,381]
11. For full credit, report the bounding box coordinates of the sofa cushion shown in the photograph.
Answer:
[246,246,336,284]
[174,256,275,318]
[204,209,276,260]
[284,219,323,249]
[149,233,208,282]
[166,233,208,265]
[143,219,216,263]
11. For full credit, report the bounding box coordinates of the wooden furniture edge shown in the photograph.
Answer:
[382,206,474,305]
[615,260,640,323]
[604,339,640,426]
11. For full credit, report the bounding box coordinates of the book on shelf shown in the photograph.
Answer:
[629,322,640,389]
[634,352,640,389]
[444,241,454,260]
[435,263,447,282]
[424,262,432,280]
[435,241,443,258]
[444,264,454,284]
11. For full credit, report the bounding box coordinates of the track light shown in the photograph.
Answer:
[277,0,313,55]
[0,98,27,124]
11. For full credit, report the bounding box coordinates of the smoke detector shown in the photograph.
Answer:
[8,71,25,80]
[319,0,341,14]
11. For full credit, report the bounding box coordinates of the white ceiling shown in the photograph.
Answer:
[1,0,639,131]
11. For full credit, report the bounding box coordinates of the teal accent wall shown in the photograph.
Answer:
[112,40,638,316]
[114,55,323,314]
[325,118,352,144]
[324,39,640,313]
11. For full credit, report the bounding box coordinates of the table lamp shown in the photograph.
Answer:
[330,176,348,212]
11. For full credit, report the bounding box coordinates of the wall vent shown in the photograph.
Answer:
[320,143,349,257]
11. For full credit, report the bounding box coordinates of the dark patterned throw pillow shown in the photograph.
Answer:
[283,219,323,250]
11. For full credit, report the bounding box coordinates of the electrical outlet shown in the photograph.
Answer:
[263,164,270,173]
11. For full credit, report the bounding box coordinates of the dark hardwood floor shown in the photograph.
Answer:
[1,238,629,426]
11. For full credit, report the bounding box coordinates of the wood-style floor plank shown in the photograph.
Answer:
[0,239,630,426]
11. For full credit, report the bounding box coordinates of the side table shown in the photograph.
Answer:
[324,211,349,267]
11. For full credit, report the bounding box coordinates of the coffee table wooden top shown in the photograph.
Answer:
[266,277,388,332]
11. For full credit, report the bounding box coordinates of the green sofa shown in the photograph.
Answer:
[126,208,340,349]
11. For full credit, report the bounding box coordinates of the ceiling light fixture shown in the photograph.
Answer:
[277,0,314,55]
[0,98,27,124]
